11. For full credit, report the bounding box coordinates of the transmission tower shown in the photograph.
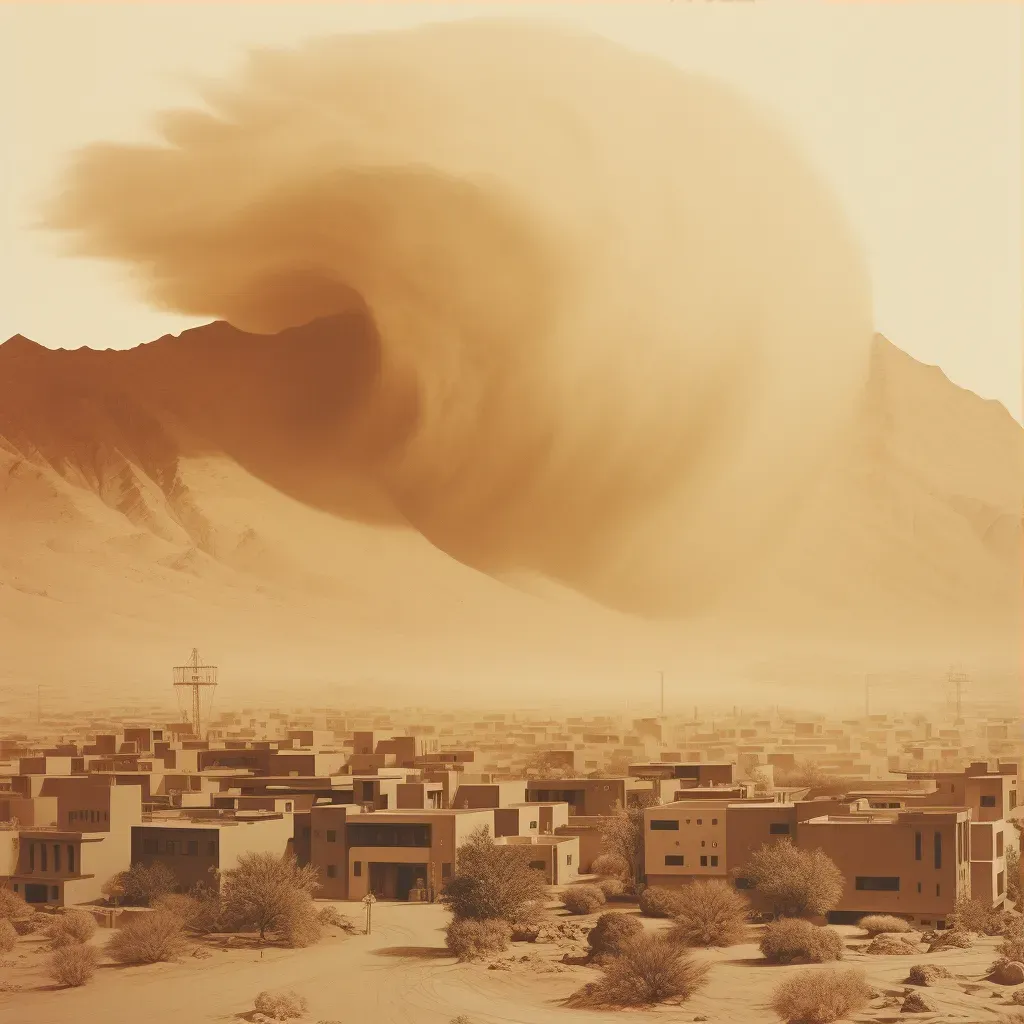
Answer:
[946,664,969,721]
[172,648,218,739]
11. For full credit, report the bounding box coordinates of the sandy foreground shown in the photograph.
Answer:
[1,904,1021,1024]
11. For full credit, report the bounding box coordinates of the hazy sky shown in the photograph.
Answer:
[2,1,1021,419]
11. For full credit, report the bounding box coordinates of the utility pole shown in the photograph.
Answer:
[659,671,665,717]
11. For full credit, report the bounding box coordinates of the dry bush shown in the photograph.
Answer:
[859,914,911,936]
[0,889,31,922]
[586,912,644,959]
[1012,989,1024,1005]
[740,839,844,918]
[668,880,749,948]
[950,895,1013,935]
[928,928,973,952]
[591,853,630,879]
[760,918,844,964]
[104,862,177,907]
[253,989,309,1020]
[0,918,16,953]
[280,894,322,948]
[562,884,606,916]
[316,905,356,932]
[105,909,189,964]
[47,942,99,987]
[638,886,681,919]
[445,917,512,960]
[997,920,1024,963]
[769,967,872,1023]
[47,910,98,947]
[597,877,625,899]
[569,934,709,1007]
[866,934,918,956]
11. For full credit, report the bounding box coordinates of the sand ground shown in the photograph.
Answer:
[1,904,1021,1024]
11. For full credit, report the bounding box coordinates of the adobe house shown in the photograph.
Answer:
[526,778,626,817]
[500,834,579,885]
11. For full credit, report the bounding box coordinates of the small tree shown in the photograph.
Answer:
[740,839,844,917]
[104,863,177,907]
[598,806,648,892]
[106,909,189,964]
[47,943,99,987]
[1007,846,1021,904]
[569,934,709,1007]
[219,852,320,942]
[668,880,749,947]
[439,826,547,923]
[0,918,16,953]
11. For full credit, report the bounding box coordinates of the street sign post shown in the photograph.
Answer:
[362,891,377,935]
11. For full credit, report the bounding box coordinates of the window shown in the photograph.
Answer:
[29,843,34,871]
[998,871,1005,896]
[285,803,293,812]
[981,795,997,808]
[855,876,900,892]
[710,856,719,867]
[1011,791,1017,811]
[997,832,1005,857]
[529,821,538,829]
[696,819,703,825]
[935,884,940,897]
[915,831,922,860]
[712,818,718,826]
[934,831,942,869]
[650,820,679,831]
[41,845,47,872]
[187,841,199,856]
[326,865,336,878]
[53,845,60,872]
[166,841,176,856]
[665,855,685,866]
[326,830,337,843]
[567,854,573,866]
[769,823,790,835]
[917,882,922,893]
[67,845,75,873]
[442,862,452,879]
[353,861,362,877]
[530,860,546,870]
[51,887,58,900]
[700,856,708,867]
[701,841,706,848]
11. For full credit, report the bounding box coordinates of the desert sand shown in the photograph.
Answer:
[2,902,1021,1024]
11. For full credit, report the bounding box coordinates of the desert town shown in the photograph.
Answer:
[0,656,1022,1024]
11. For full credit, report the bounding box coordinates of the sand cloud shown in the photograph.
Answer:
[44,18,874,616]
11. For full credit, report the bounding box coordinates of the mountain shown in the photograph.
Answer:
[0,321,1020,710]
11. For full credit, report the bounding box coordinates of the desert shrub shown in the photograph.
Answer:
[317,905,355,932]
[1008,847,1021,904]
[638,886,681,919]
[598,807,649,890]
[440,827,548,924]
[866,934,918,955]
[587,912,645,959]
[46,910,97,946]
[997,920,1024,963]
[668,880,749,948]
[928,927,973,952]
[760,918,844,964]
[0,888,31,922]
[769,967,872,1023]
[740,839,844,918]
[105,862,178,907]
[907,963,952,985]
[47,942,99,987]
[597,877,625,899]
[569,934,709,1007]
[562,884,606,916]
[0,918,16,953]
[253,989,309,1021]
[105,909,189,964]
[950,894,1010,935]
[220,852,320,941]
[445,917,512,960]
[859,914,911,936]
[591,853,630,879]
[279,894,322,948]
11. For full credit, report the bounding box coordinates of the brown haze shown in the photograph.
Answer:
[1,20,1018,707]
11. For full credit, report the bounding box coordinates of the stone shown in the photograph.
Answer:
[901,991,937,1013]
[991,960,1024,985]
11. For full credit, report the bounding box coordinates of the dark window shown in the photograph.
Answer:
[700,856,708,866]
[208,841,216,856]
[856,876,900,891]
[650,820,679,831]
[285,803,293,812]
[934,831,942,869]
[710,856,719,867]
[936,883,940,897]
[769,823,790,835]
[51,887,58,900]
[353,861,362,877]
[40,845,47,872]
[53,845,60,872]
[442,862,452,879]
[326,865,337,878]
[665,855,685,866]
[187,841,199,856]
[1010,791,1017,811]
[529,860,546,870]
[917,882,922,893]
[696,819,703,825]
[915,831,922,860]
[67,846,75,873]
[529,821,538,829]
[997,832,1005,857]
[347,823,430,847]
[981,795,997,808]
[998,871,1005,895]
[711,818,718,826]
[29,843,34,871]
[326,830,337,843]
